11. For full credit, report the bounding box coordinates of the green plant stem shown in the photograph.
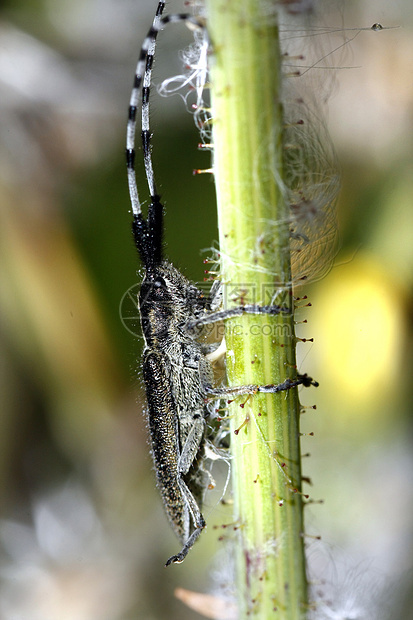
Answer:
[205,0,308,617]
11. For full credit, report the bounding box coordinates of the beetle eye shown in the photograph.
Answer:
[154,277,166,289]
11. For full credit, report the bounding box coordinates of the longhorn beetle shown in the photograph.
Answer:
[126,1,318,567]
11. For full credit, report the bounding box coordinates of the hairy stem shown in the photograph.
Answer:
[205,0,309,617]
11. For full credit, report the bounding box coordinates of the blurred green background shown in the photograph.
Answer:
[0,0,412,618]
